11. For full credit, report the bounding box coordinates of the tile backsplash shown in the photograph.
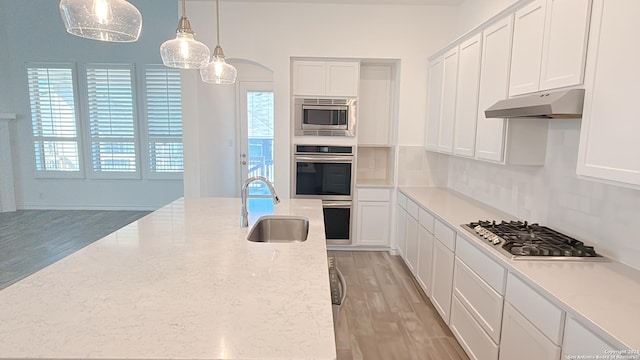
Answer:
[447,120,640,270]
[398,146,449,187]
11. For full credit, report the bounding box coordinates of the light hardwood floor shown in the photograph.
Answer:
[0,210,149,290]
[330,251,469,360]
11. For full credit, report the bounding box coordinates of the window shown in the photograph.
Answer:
[144,65,183,175]
[27,64,81,175]
[86,64,137,175]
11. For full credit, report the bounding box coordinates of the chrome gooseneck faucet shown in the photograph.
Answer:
[241,176,280,227]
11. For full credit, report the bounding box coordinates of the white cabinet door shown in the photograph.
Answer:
[292,61,326,96]
[475,15,512,163]
[577,0,640,188]
[438,47,459,154]
[326,61,360,97]
[395,204,407,257]
[425,56,444,151]
[453,33,482,157]
[539,0,592,91]
[562,317,616,359]
[292,61,359,97]
[416,225,434,296]
[356,201,390,247]
[405,213,419,274]
[509,0,546,96]
[431,239,455,324]
[358,64,392,146]
[499,302,561,360]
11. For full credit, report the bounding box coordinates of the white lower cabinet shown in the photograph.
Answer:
[395,205,407,257]
[416,225,434,296]
[355,188,391,247]
[451,295,500,360]
[500,302,561,360]
[431,238,455,324]
[405,212,419,274]
[562,317,616,359]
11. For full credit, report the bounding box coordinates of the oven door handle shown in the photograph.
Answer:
[322,202,352,209]
[295,156,353,162]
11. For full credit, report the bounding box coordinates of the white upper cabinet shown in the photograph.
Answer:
[453,33,482,158]
[292,60,359,97]
[475,16,513,163]
[438,47,459,154]
[577,0,640,189]
[358,64,393,146]
[510,0,592,96]
[509,0,546,96]
[539,0,592,91]
[425,56,444,151]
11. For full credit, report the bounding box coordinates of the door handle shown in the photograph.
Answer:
[241,160,247,165]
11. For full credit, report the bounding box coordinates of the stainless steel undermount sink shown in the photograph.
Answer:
[247,215,309,243]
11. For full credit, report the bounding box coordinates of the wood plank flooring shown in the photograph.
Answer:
[0,210,149,290]
[330,251,469,360]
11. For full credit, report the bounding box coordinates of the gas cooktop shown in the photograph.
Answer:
[462,220,607,261]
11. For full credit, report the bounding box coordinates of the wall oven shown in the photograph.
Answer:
[294,98,357,137]
[292,145,354,245]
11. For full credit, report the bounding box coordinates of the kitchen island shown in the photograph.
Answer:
[0,198,336,360]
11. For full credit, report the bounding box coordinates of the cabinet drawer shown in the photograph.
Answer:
[434,219,456,251]
[500,302,562,360]
[454,258,504,343]
[398,192,407,209]
[506,273,565,345]
[451,295,499,360]
[418,207,434,233]
[456,235,506,294]
[406,198,419,219]
[562,317,616,358]
[357,188,391,202]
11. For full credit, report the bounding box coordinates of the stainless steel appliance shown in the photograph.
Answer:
[328,256,346,329]
[485,89,585,119]
[462,220,606,261]
[294,97,356,136]
[293,145,354,245]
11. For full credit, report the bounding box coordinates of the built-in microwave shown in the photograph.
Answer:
[294,98,356,136]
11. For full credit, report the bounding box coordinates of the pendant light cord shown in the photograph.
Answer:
[216,0,221,46]
[182,0,187,17]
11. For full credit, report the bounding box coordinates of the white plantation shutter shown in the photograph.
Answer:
[144,65,183,173]
[86,65,137,173]
[27,65,81,174]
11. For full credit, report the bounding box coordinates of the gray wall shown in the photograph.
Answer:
[0,0,183,210]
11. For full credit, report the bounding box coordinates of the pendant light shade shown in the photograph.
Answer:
[160,0,210,69]
[59,0,142,42]
[200,0,237,84]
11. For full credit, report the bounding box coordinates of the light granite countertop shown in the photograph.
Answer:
[400,186,640,351]
[0,198,336,360]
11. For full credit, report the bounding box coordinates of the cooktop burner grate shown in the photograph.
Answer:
[462,220,605,260]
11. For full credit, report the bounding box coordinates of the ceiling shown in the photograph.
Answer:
[208,0,465,5]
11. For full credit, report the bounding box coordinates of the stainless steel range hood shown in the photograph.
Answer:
[484,89,585,119]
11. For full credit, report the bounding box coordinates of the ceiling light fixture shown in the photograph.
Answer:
[200,0,237,84]
[59,0,142,42]
[160,0,211,69]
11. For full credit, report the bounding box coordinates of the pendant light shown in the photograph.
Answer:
[200,0,237,84]
[59,0,142,42]
[160,0,211,69]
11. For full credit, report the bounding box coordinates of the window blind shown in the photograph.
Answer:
[86,66,137,173]
[144,66,183,173]
[27,66,80,172]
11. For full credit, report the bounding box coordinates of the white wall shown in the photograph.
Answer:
[1,0,184,210]
[182,1,459,198]
[447,0,640,270]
